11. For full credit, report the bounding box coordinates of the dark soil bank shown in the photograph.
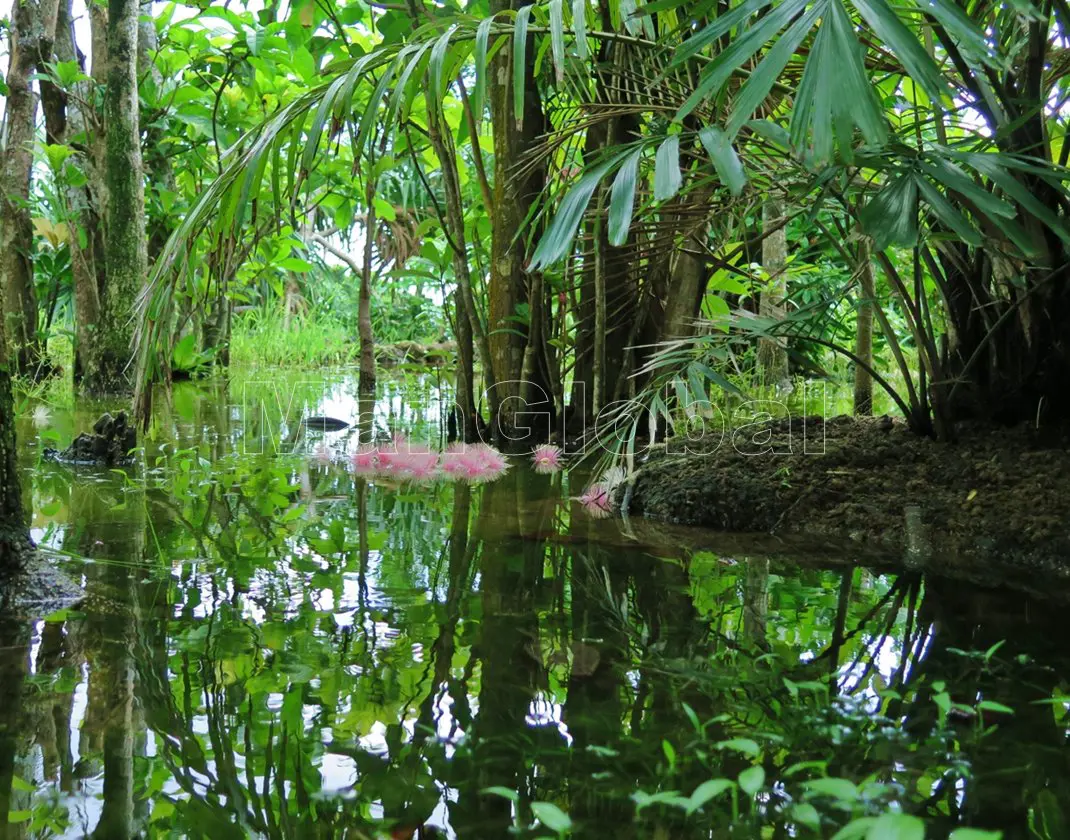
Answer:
[627,415,1070,571]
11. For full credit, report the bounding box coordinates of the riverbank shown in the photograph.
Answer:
[626,415,1070,572]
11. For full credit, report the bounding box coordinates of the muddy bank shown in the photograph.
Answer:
[627,415,1070,573]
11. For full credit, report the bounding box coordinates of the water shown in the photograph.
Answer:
[5,370,1069,839]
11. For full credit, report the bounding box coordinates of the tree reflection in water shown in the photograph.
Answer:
[5,375,1070,838]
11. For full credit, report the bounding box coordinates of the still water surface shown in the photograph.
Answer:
[5,370,1069,839]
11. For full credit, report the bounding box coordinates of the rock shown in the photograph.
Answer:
[44,411,137,466]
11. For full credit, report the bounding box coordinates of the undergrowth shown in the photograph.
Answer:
[231,308,358,368]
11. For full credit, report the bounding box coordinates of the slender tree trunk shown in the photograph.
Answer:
[853,241,875,416]
[593,189,607,417]
[358,180,377,398]
[0,315,28,574]
[282,273,299,332]
[0,0,55,375]
[84,0,146,395]
[426,102,500,439]
[309,228,376,397]
[453,291,478,441]
[757,199,789,384]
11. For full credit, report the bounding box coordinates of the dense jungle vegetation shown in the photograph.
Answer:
[2,0,1070,834]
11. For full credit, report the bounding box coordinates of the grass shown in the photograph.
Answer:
[231,307,359,368]
[13,333,74,412]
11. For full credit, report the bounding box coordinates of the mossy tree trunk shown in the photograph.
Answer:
[0,0,57,375]
[83,0,147,395]
[40,0,106,385]
[0,309,28,575]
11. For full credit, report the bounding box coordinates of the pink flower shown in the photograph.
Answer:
[531,444,564,474]
[375,433,407,473]
[578,484,613,519]
[467,443,509,483]
[394,446,440,481]
[439,443,472,479]
[351,444,379,475]
[439,442,509,484]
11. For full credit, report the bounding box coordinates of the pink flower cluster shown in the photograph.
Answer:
[351,436,510,484]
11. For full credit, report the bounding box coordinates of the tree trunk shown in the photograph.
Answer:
[453,290,479,442]
[567,108,640,429]
[662,248,708,342]
[853,240,875,416]
[83,0,146,395]
[310,230,376,397]
[43,0,105,385]
[0,0,55,375]
[757,199,789,384]
[487,0,548,436]
[0,312,28,575]
[426,102,499,439]
[358,181,377,398]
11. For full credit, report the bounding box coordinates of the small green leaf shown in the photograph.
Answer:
[977,700,1014,715]
[804,777,860,801]
[482,786,519,801]
[531,801,572,834]
[866,812,925,840]
[791,802,821,830]
[716,737,760,757]
[686,779,734,814]
[738,766,765,796]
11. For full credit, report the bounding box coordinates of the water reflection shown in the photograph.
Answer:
[7,372,1070,838]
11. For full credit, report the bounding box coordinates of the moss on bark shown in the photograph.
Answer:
[82,0,147,395]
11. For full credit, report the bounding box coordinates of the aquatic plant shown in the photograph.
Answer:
[531,444,564,475]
